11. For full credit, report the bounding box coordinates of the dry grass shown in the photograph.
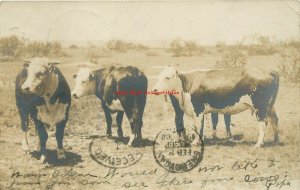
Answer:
[0,47,299,189]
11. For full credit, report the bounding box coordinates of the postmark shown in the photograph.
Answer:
[89,138,143,169]
[153,128,204,173]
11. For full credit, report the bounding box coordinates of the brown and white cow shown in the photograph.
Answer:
[153,66,279,147]
[71,66,148,146]
[15,57,71,163]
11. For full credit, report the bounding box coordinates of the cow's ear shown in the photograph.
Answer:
[176,70,179,76]
[73,73,77,79]
[23,60,30,69]
[89,73,95,81]
[48,64,56,73]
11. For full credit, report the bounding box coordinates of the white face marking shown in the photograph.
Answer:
[21,57,50,95]
[72,68,95,98]
[153,66,181,92]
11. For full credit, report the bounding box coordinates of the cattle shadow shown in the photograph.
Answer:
[30,150,82,166]
[112,136,155,147]
[203,134,284,147]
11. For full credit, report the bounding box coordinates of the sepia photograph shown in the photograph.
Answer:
[0,0,299,189]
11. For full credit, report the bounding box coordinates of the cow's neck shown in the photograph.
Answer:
[89,80,97,96]
[43,73,59,107]
[172,75,187,111]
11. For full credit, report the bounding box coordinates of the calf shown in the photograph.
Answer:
[15,57,71,163]
[153,66,279,147]
[71,66,148,146]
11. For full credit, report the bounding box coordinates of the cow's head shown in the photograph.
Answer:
[71,68,96,98]
[21,57,59,96]
[153,66,181,93]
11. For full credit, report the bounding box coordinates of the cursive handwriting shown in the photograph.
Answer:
[122,181,148,188]
[156,172,193,187]
[105,168,157,178]
[232,158,258,171]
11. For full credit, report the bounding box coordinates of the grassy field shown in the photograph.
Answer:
[0,48,299,189]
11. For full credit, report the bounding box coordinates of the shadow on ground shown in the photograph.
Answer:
[31,150,82,166]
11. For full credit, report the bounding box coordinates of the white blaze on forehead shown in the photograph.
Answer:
[72,67,95,97]
[154,66,180,92]
[158,66,177,79]
[27,57,49,73]
[76,68,93,81]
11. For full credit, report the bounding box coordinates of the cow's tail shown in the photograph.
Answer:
[268,70,279,112]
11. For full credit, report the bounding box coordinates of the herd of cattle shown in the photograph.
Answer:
[15,57,280,163]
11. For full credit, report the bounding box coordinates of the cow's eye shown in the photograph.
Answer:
[82,81,86,84]
[166,77,170,80]
[36,72,44,78]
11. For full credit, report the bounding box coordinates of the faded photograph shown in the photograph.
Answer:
[0,1,299,189]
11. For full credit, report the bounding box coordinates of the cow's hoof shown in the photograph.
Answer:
[21,144,30,153]
[36,144,41,152]
[57,149,66,160]
[254,143,264,148]
[40,154,47,164]
[191,140,200,146]
[127,140,134,147]
[211,131,218,139]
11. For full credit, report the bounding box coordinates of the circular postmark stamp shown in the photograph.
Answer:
[153,128,204,173]
[89,138,143,169]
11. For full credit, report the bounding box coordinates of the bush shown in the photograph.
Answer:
[69,44,78,49]
[169,39,204,57]
[0,35,24,61]
[87,47,111,64]
[145,50,159,57]
[278,48,300,84]
[215,47,247,69]
[25,41,64,57]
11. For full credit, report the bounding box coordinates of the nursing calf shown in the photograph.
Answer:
[72,66,148,146]
[153,66,279,147]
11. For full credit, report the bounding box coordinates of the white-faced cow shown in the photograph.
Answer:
[15,57,71,163]
[153,66,279,147]
[71,66,148,146]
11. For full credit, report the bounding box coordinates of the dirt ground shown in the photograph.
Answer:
[0,49,299,190]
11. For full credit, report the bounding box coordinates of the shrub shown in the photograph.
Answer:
[169,39,204,57]
[69,44,78,49]
[87,47,111,64]
[25,41,64,57]
[215,47,247,69]
[278,47,300,84]
[0,35,24,61]
[145,50,159,57]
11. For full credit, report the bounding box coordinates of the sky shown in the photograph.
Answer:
[0,1,299,45]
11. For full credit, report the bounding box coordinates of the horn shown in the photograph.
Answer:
[48,60,60,65]
[23,60,30,68]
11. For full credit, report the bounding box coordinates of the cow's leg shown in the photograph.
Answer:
[32,118,48,163]
[19,110,30,153]
[254,121,267,148]
[56,120,67,160]
[102,102,112,137]
[267,107,279,144]
[127,121,136,146]
[192,113,204,146]
[116,111,124,139]
[224,114,232,139]
[211,113,218,139]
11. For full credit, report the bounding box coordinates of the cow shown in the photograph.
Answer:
[169,92,234,139]
[71,66,148,146]
[15,57,71,163]
[153,66,279,147]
